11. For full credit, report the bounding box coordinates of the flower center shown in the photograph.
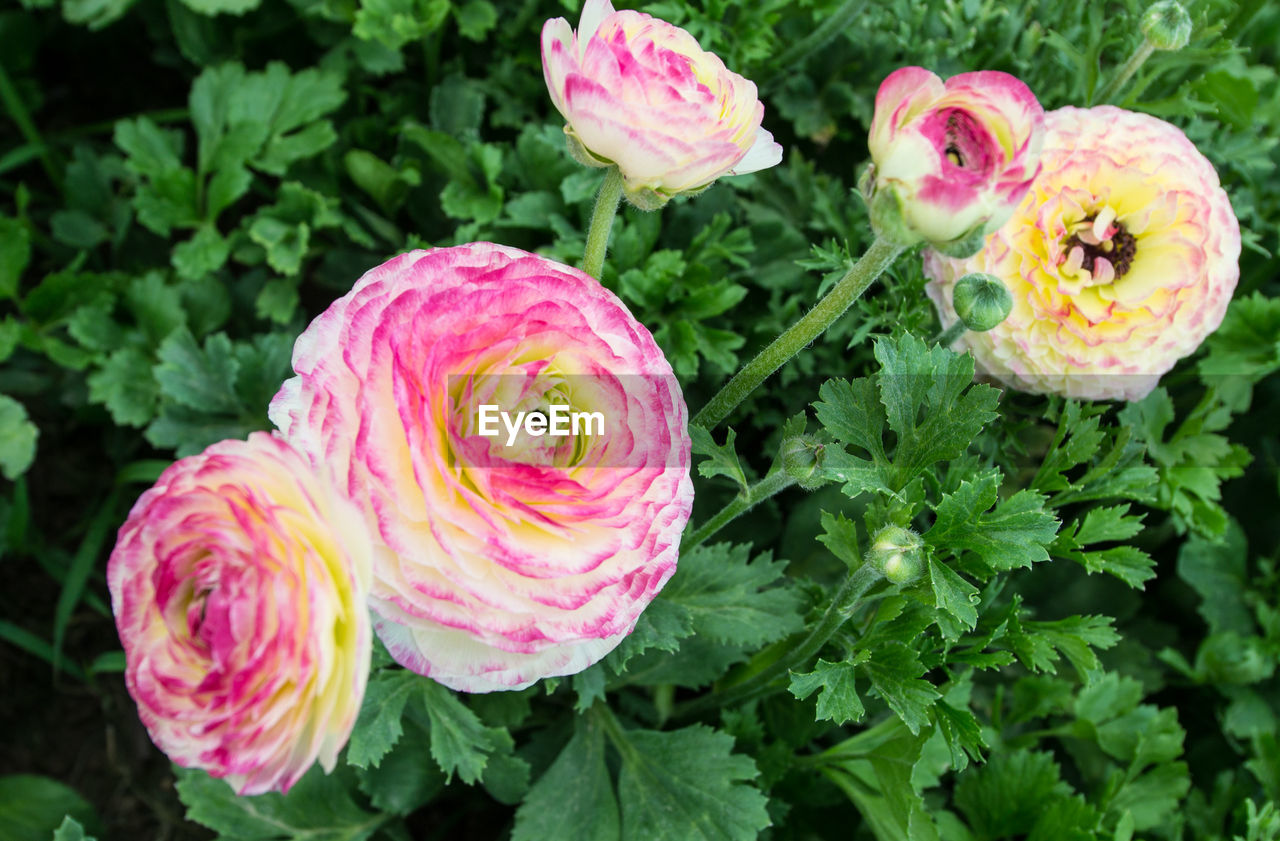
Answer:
[1060,206,1137,286]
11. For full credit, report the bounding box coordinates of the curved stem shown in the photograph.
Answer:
[1094,39,1156,104]
[763,0,868,92]
[692,237,904,429]
[929,321,966,347]
[685,470,797,550]
[581,167,625,280]
[674,562,883,719]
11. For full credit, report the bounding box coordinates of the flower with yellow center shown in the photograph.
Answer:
[924,105,1240,401]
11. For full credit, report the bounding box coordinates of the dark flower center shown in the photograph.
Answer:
[1065,218,1137,279]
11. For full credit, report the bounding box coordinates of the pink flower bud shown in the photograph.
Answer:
[541,0,783,208]
[866,67,1045,250]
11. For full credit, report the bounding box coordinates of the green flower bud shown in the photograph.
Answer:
[862,171,925,249]
[952,273,1013,332]
[869,525,924,584]
[1141,0,1192,50]
[779,434,829,491]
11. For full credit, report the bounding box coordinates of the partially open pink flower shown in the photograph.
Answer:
[270,243,693,693]
[865,67,1045,252]
[108,433,373,795]
[924,106,1241,400]
[541,0,782,208]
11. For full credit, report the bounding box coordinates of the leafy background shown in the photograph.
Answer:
[1,0,1278,838]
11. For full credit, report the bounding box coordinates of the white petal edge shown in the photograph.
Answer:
[729,127,784,175]
[577,0,616,59]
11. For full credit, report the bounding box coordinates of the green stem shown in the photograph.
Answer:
[581,167,625,279]
[685,470,797,550]
[0,63,61,189]
[674,562,883,719]
[763,0,868,91]
[1094,39,1156,104]
[929,321,966,347]
[693,237,904,429]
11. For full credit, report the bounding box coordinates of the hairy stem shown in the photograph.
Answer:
[674,562,883,719]
[1094,39,1156,104]
[685,470,797,550]
[692,237,904,429]
[581,167,625,279]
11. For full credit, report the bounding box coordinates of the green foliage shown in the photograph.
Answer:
[2,0,1277,839]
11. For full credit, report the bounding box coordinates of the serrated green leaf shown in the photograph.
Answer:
[862,641,941,734]
[789,657,868,725]
[659,542,804,647]
[416,680,506,784]
[933,699,985,772]
[176,766,382,841]
[954,749,1071,840]
[928,471,1058,573]
[929,557,979,634]
[1177,518,1252,635]
[52,815,97,841]
[512,717,619,841]
[87,348,158,427]
[153,328,241,414]
[0,396,38,480]
[616,724,771,841]
[172,225,231,280]
[689,426,748,488]
[347,670,418,769]
[873,333,1000,477]
[0,775,99,841]
[354,717,444,815]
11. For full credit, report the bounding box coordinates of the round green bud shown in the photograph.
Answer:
[1141,0,1192,50]
[779,434,829,491]
[952,273,1014,332]
[869,525,924,584]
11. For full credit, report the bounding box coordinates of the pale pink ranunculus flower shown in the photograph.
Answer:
[541,0,782,208]
[108,433,373,795]
[269,243,694,693]
[865,67,1045,252]
[924,105,1241,401]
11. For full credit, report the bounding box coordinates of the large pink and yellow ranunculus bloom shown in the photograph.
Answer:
[541,0,783,209]
[108,433,373,795]
[924,106,1241,401]
[269,243,694,693]
[866,67,1045,251]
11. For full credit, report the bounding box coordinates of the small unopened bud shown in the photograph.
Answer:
[952,273,1013,332]
[1141,0,1192,50]
[869,525,924,584]
[780,434,828,491]
[863,173,924,249]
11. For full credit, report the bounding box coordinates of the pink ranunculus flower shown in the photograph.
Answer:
[269,243,694,693]
[541,0,783,209]
[924,106,1241,401]
[865,67,1045,253]
[108,433,373,795]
